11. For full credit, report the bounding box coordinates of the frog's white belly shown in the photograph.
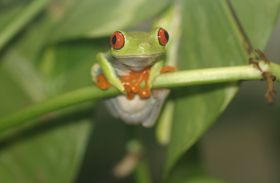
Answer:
[106,95,154,123]
[116,95,149,112]
[104,56,168,127]
[105,89,169,127]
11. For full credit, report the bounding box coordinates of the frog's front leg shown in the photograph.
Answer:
[91,63,111,90]
[147,60,176,90]
[148,60,164,88]
[92,52,125,92]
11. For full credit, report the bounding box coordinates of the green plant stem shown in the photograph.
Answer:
[0,88,116,133]
[155,65,262,88]
[135,159,152,183]
[0,0,49,51]
[0,62,279,133]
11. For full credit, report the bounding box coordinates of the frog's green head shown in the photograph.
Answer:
[109,27,169,59]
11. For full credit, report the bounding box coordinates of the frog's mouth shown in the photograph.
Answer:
[114,54,162,70]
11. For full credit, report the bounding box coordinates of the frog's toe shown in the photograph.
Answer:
[96,74,111,90]
[160,66,176,73]
[139,88,151,99]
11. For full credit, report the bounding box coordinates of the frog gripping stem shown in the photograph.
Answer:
[120,67,152,100]
[160,66,176,73]
[96,73,111,90]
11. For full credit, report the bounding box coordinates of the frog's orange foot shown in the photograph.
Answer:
[139,89,151,99]
[96,73,111,90]
[120,67,152,100]
[122,82,151,100]
[160,66,176,73]
[123,83,135,100]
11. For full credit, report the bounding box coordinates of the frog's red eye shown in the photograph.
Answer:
[110,31,125,50]
[157,28,169,46]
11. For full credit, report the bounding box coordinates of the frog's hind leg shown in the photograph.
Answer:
[91,63,112,90]
[142,89,170,128]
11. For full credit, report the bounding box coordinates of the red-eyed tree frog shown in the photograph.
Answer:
[91,6,181,132]
[91,27,175,127]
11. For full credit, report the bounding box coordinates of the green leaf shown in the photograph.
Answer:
[1,0,279,182]
[0,111,92,183]
[0,2,98,182]
[0,67,30,116]
[0,0,49,51]
[38,41,104,95]
[0,0,171,182]
[166,152,228,183]
[50,0,170,42]
[231,0,280,48]
[0,28,99,182]
[165,0,280,176]
[0,1,25,28]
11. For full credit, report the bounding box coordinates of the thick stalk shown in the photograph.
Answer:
[0,62,279,133]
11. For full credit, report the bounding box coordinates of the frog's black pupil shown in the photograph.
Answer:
[112,35,117,44]
[164,31,169,41]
